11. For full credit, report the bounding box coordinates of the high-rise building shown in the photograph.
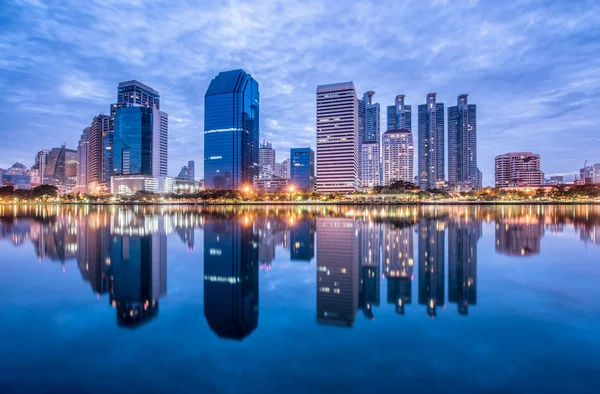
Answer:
[203,216,259,340]
[580,163,600,184]
[87,115,111,193]
[382,129,414,186]
[448,94,478,188]
[280,158,290,179]
[258,140,276,178]
[383,224,414,315]
[358,91,381,190]
[204,69,259,189]
[495,152,544,187]
[316,82,358,193]
[290,148,315,191]
[35,150,49,182]
[44,145,77,192]
[177,160,195,181]
[418,219,445,317]
[76,127,90,193]
[316,218,358,327]
[386,95,411,131]
[113,106,168,178]
[418,93,445,190]
[448,218,481,315]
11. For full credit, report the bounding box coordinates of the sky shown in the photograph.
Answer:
[1,0,599,186]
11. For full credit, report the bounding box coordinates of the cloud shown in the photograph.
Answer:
[0,0,599,185]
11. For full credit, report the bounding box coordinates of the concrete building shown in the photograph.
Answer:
[418,93,445,190]
[316,82,358,193]
[495,152,544,187]
[252,177,289,193]
[258,140,276,178]
[358,91,381,190]
[448,94,479,190]
[76,127,90,193]
[382,129,414,186]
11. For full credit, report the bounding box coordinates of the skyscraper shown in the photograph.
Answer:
[44,145,77,192]
[448,94,478,187]
[316,82,358,193]
[418,93,444,190]
[35,150,49,182]
[290,147,315,191]
[76,127,89,193]
[495,152,544,187]
[177,160,195,181]
[258,140,276,178]
[386,95,411,131]
[382,129,414,186]
[204,69,260,189]
[358,91,381,190]
[87,115,110,193]
[113,106,168,178]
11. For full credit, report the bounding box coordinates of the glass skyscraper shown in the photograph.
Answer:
[448,94,478,187]
[204,69,260,189]
[290,147,314,191]
[358,91,381,190]
[386,95,411,132]
[418,93,444,190]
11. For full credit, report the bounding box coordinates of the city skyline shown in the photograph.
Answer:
[2,1,598,185]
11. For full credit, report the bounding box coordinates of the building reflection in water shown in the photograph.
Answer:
[495,218,544,256]
[448,217,481,315]
[418,219,446,317]
[203,216,259,340]
[290,216,315,262]
[358,220,380,319]
[383,223,414,315]
[316,218,358,327]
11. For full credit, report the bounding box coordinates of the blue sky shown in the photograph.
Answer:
[1,0,599,185]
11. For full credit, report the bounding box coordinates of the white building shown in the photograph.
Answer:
[382,129,414,186]
[495,152,544,187]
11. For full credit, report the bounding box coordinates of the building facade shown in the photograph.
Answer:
[386,95,411,131]
[316,82,358,193]
[204,69,259,189]
[177,160,195,181]
[290,148,314,191]
[358,91,381,190]
[43,145,77,192]
[418,93,445,190]
[495,152,544,187]
[382,129,414,186]
[258,140,276,178]
[87,114,111,193]
[448,94,478,189]
[76,127,90,193]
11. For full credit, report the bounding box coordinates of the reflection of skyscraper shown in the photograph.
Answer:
[316,218,358,327]
[176,228,195,251]
[358,221,380,319]
[448,218,481,315]
[109,229,167,328]
[495,219,545,256]
[418,219,445,317]
[383,224,414,314]
[77,215,112,294]
[204,217,259,340]
[290,217,315,262]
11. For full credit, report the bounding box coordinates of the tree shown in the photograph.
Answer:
[31,184,58,198]
[0,186,15,197]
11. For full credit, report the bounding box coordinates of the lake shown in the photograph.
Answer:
[0,204,599,393]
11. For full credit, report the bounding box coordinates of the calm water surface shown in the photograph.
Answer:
[0,204,599,394]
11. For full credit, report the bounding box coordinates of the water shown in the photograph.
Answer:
[0,204,599,394]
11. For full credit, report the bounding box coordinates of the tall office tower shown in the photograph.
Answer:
[448,94,478,187]
[204,69,259,189]
[358,220,381,319]
[290,148,315,191]
[113,107,168,177]
[382,129,414,186]
[44,145,78,192]
[87,115,110,193]
[258,140,276,178]
[358,91,381,190]
[494,152,544,187]
[316,82,358,193]
[448,217,481,315]
[418,218,445,317]
[418,93,445,190]
[290,216,315,262]
[386,95,411,131]
[177,160,195,181]
[383,224,414,315]
[316,218,359,327]
[76,127,90,193]
[204,216,259,340]
[35,150,49,182]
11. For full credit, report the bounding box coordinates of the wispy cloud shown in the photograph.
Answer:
[1,0,599,185]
